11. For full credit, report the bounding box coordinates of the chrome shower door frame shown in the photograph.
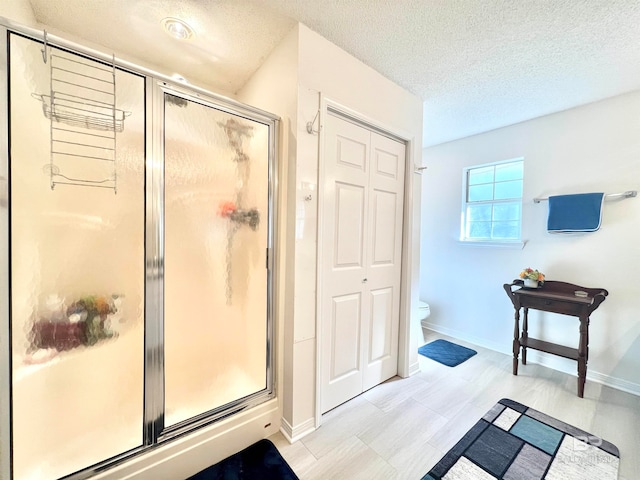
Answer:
[0,23,11,480]
[146,81,278,443]
[0,18,278,480]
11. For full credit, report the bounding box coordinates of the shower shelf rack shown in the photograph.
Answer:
[34,92,129,132]
[33,51,130,192]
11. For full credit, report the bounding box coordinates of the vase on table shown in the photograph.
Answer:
[524,278,539,288]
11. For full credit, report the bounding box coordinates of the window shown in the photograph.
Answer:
[461,158,523,243]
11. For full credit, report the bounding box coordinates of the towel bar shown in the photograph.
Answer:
[534,190,637,204]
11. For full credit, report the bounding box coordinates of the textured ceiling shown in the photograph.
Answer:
[27,0,640,146]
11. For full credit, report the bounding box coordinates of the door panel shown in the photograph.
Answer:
[8,35,146,480]
[370,189,398,265]
[369,287,393,362]
[321,114,370,413]
[330,293,362,379]
[374,148,401,179]
[363,132,405,391]
[336,135,368,171]
[321,112,405,412]
[164,95,269,427]
[334,182,365,268]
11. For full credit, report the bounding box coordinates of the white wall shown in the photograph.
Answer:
[420,90,640,394]
[241,23,424,438]
[0,0,37,26]
[237,24,299,434]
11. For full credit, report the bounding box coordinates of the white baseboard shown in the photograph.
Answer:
[588,369,640,396]
[407,360,421,377]
[422,321,511,356]
[422,322,640,397]
[280,417,316,443]
[526,350,640,397]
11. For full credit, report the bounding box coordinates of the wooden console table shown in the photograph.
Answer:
[503,280,608,397]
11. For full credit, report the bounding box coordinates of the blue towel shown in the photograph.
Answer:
[547,193,605,233]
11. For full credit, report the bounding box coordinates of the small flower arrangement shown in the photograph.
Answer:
[519,268,545,284]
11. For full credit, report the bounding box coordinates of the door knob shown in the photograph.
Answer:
[362,278,368,283]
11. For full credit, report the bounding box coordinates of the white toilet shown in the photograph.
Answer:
[419,300,431,326]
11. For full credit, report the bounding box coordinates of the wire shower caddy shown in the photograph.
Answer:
[33,42,130,192]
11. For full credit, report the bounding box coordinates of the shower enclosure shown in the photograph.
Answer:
[0,24,276,480]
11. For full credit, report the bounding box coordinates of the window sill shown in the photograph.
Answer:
[458,240,526,249]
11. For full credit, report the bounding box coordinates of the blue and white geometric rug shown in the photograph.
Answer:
[422,398,619,479]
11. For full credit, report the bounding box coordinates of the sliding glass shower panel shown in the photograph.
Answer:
[9,34,145,480]
[164,94,269,427]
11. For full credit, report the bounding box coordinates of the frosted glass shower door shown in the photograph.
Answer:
[164,94,270,427]
[8,34,145,480]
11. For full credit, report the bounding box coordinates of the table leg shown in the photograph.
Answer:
[577,316,589,398]
[522,307,528,365]
[512,308,520,375]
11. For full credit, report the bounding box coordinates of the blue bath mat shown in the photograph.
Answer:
[187,439,298,479]
[418,339,477,367]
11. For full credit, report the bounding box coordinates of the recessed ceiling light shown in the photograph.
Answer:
[161,17,194,40]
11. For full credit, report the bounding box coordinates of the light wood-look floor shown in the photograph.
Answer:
[270,329,640,480]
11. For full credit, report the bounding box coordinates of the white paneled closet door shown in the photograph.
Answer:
[321,112,405,413]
